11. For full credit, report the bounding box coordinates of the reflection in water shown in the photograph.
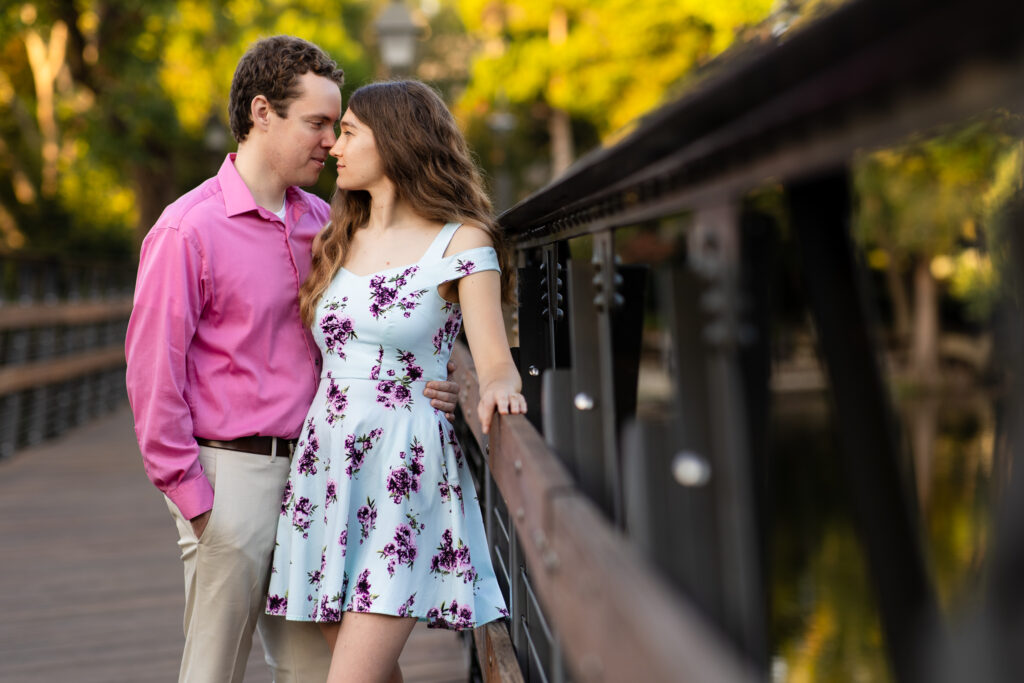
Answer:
[771,391,996,682]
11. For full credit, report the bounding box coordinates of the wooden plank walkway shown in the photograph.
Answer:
[0,405,468,683]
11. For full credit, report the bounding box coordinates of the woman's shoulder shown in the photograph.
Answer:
[443,222,494,257]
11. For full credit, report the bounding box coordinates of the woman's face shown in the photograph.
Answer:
[329,108,386,192]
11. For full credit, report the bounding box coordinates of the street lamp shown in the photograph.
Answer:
[375,1,423,76]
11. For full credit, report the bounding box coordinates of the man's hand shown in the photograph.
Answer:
[423,360,461,423]
[190,510,212,540]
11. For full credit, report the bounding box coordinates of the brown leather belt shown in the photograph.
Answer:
[196,436,297,456]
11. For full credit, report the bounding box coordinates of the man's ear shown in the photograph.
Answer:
[250,95,273,132]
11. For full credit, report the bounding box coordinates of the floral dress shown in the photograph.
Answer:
[266,222,508,630]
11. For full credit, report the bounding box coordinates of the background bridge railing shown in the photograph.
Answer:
[0,252,134,459]
[459,0,1024,681]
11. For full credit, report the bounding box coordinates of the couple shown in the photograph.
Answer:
[125,35,524,683]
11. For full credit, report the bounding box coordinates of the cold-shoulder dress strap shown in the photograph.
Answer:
[438,244,500,284]
[421,222,462,262]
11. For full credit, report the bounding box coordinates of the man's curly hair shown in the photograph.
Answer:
[229,35,345,143]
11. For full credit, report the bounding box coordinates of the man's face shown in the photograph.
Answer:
[263,72,342,189]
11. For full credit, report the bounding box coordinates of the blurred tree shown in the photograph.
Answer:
[0,1,372,257]
[454,0,774,189]
[0,0,183,255]
[854,117,1022,382]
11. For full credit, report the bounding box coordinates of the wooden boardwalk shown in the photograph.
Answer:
[0,405,468,683]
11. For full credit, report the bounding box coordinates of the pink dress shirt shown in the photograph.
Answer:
[126,154,329,520]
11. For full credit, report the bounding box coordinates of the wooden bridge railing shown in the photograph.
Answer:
[0,252,134,459]
[460,0,1024,681]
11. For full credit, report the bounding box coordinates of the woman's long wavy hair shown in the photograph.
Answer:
[300,80,514,326]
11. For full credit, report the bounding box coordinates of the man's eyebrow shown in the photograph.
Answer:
[303,114,339,124]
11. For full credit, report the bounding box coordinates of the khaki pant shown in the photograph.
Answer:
[165,446,331,683]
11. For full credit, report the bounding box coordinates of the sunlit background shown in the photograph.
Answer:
[2,1,1021,681]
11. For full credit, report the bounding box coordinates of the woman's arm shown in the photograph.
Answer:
[458,269,527,433]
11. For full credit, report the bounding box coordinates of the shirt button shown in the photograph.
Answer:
[315,359,321,366]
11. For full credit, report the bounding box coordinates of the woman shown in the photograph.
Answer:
[265,80,523,682]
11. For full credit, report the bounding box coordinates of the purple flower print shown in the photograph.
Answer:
[444,425,464,468]
[397,593,417,618]
[376,350,422,410]
[325,375,349,426]
[338,529,348,557]
[266,594,288,616]
[386,437,425,503]
[325,479,337,508]
[308,549,324,589]
[438,462,464,514]
[386,467,412,504]
[430,529,476,585]
[498,606,510,618]
[397,350,424,382]
[324,296,349,311]
[456,259,476,276]
[368,275,398,318]
[406,511,425,535]
[426,600,474,630]
[320,312,356,357]
[375,380,413,411]
[357,498,377,543]
[297,418,320,476]
[344,427,383,478]
[369,267,428,319]
[318,593,342,622]
[291,496,317,538]
[432,306,462,355]
[370,345,384,380]
[377,523,418,576]
[280,479,293,516]
[346,569,378,612]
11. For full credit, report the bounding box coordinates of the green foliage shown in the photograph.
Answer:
[160,0,372,137]
[455,0,774,137]
[853,115,1022,321]
[0,1,373,256]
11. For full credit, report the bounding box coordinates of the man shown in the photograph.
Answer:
[125,36,461,682]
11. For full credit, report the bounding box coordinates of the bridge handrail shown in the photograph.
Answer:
[501,0,1024,246]
[454,344,757,682]
[0,253,134,458]
[480,0,1024,680]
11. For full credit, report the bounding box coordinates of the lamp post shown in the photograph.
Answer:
[374,1,423,77]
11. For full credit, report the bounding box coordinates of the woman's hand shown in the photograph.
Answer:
[478,379,527,434]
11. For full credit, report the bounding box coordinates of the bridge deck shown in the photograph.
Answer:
[0,405,467,682]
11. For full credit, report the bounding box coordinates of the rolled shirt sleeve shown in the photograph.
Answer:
[126,225,213,520]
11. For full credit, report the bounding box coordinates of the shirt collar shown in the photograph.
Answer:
[217,153,310,220]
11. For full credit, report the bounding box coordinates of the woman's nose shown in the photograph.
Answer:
[329,138,343,157]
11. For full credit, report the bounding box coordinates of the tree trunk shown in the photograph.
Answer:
[547,7,574,179]
[884,249,911,343]
[910,256,940,382]
[23,22,68,198]
[548,108,574,179]
[907,397,938,513]
[133,160,178,251]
